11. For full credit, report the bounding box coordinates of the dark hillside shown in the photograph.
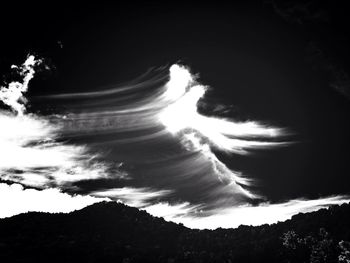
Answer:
[1,201,350,262]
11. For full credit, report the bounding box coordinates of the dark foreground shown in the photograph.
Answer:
[1,201,350,263]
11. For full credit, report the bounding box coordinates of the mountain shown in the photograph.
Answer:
[1,201,350,263]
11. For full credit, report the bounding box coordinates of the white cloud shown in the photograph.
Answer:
[1,57,349,232]
[159,64,286,154]
[0,183,107,218]
[157,64,287,198]
[143,196,350,229]
[143,202,200,219]
[0,55,40,116]
[0,56,121,189]
[91,187,172,207]
[31,63,287,200]
[0,183,349,231]
[0,112,113,188]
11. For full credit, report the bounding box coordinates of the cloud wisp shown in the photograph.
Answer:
[0,55,122,190]
[45,64,287,203]
[143,196,350,229]
[1,55,349,229]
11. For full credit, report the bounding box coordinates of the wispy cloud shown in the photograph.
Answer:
[143,197,350,229]
[0,111,117,188]
[0,56,123,189]
[42,63,286,200]
[91,187,172,207]
[1,55,349,230]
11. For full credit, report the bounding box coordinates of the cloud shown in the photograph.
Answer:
[37,63,287,202]
[91,187,172,207]
[143,196,350,229]
[0,183,107,218]
[0,56,124,189]
[1,55,349,231]
[0,111,117,188]
[1,182,349,231]
[0,55,41,116]
[158,64,287,198]
[143,202,200,219]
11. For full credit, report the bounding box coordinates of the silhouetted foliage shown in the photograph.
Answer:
[0,201,350,262]
[338,240,350,263]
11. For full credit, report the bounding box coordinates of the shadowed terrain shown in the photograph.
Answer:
[1,201,350,263]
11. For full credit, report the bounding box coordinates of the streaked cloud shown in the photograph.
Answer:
[0,111,117,188]
[1,55,349,230]
[91,187,172,207]
[143,197,350,229]
[0,56,123,189]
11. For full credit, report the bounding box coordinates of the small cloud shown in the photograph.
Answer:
[91,187,172,207]
[143,202,201,220]
[0,183,107,218]
[0,55,41,116]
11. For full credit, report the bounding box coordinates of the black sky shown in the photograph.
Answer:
[1,1,350,203]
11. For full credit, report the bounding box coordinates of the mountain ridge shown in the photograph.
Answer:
[1,201,350,262]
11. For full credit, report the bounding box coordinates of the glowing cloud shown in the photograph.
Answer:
[1,56,349,230]
[143,197,350,229]
[0,111,116,188]
[0,55,41,116]
[0,56,120,189]
[159,64,286,154]
[157,64,286,198]
[0,183,107,218]
[91,187,172,207]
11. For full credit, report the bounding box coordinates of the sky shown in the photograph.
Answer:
[0,1,350,229]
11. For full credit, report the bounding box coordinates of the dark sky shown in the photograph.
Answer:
[1,1,349,205]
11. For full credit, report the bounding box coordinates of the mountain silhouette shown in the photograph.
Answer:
[1,201,350,263]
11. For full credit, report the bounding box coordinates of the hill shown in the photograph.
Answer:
[1,201,350,262]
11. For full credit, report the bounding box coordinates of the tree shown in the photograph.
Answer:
[338,241,350,263]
